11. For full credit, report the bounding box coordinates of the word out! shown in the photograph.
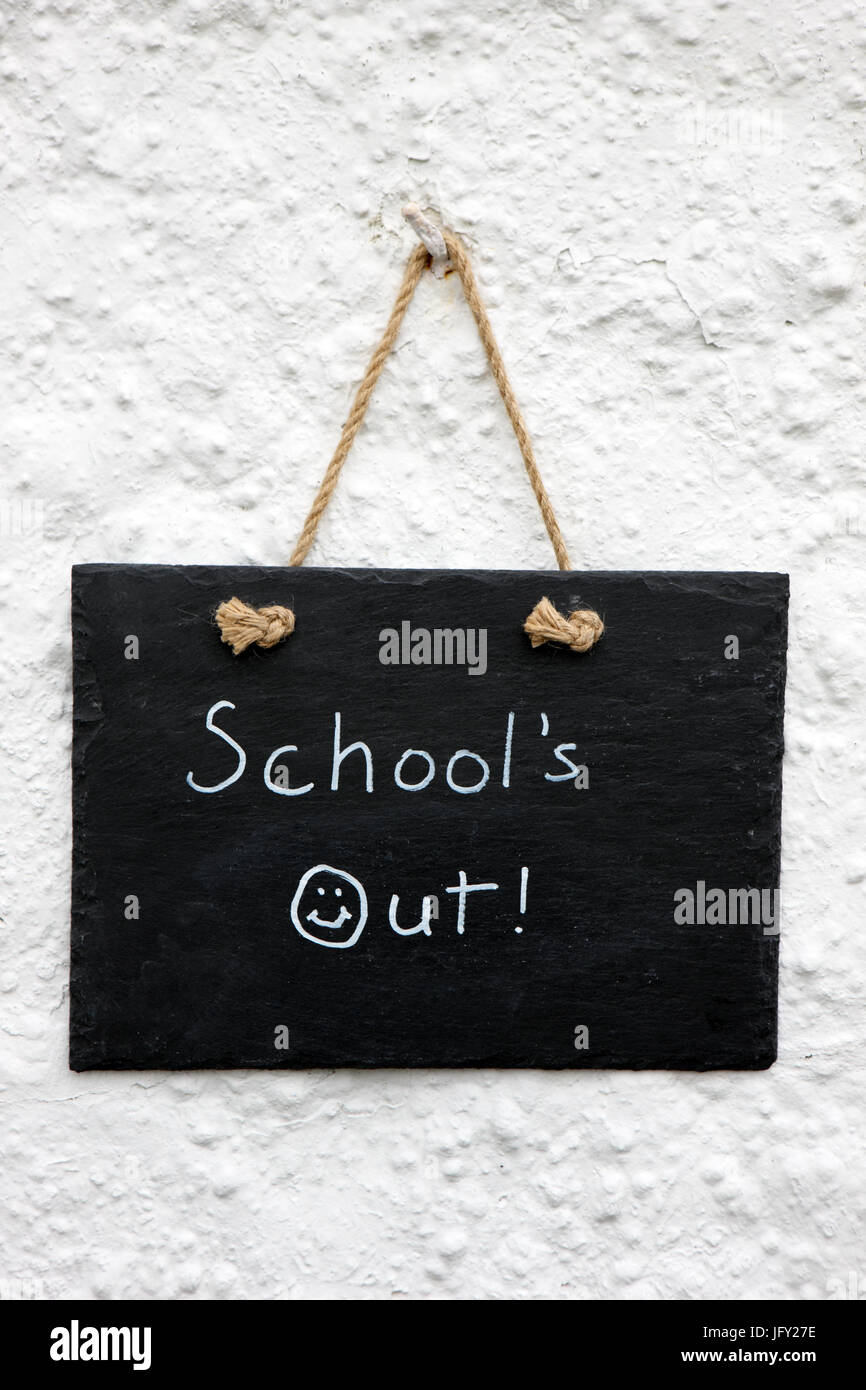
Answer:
[186,703,589,796]
[291,863,531,948]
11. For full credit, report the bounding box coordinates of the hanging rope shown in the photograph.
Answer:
[216,214,603,655]
[288,228,572,571]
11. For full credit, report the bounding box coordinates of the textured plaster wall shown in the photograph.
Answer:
[1,0,864,1301]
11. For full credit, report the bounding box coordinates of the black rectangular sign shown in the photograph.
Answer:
[70,565,788,1070]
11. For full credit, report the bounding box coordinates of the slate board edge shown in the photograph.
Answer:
[69,564,789,1074]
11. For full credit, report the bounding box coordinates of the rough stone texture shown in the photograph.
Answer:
[0,0,863,1301]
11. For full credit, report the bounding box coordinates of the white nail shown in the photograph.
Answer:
[402,202,450,278]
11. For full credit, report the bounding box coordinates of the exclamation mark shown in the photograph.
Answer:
[515,866,529,933]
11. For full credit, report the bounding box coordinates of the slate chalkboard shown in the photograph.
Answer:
[70,565,788,1071]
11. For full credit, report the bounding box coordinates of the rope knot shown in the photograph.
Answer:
[524,595,604,654]
[215,597,296,655]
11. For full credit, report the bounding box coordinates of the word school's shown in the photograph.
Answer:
[186,704,589,796]
[379,621,487,675]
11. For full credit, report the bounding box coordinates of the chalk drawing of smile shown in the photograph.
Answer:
[290,864,368,949]
[308,902,351,930]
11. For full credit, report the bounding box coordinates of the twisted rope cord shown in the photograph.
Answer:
[289,230,572,571]
[215,596,295,655]
[523,595,604,654]
[216,224,604,656]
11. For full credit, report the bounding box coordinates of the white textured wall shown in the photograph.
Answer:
[1,0,864,1302]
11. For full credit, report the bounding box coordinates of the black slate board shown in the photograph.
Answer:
[70,565,788,1071]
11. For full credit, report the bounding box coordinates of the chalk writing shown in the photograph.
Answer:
[288,864,529,947]
[186,704,588,797]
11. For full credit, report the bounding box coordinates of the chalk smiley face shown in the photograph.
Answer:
[290,864,368,949]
